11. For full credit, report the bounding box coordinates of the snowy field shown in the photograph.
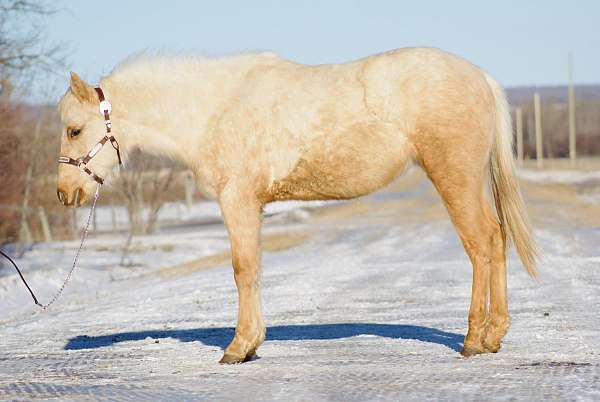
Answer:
[1,168,599,401]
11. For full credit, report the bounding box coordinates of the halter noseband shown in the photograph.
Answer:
[58,87,122,185]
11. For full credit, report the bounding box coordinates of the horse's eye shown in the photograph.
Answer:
[69,128,82,138]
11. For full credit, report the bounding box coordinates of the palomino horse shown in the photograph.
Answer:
[57,48,536,364]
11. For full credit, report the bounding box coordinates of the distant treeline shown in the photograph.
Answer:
[506,85,600,158]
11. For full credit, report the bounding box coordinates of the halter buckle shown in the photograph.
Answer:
[77,159,87,172]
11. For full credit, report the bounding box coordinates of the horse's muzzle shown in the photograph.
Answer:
[57,187,86,207]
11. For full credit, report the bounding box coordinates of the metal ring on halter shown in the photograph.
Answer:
[99,99,112,115]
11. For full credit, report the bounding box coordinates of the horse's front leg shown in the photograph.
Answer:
[218,182,265,364]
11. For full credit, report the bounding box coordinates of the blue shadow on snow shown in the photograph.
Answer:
[64,323,463,352]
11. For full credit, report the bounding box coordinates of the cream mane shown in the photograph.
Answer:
[97,51,284,165]
[106,51,283,85]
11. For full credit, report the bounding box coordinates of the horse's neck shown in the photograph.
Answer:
[103,83,205,165]
[103,55,272,165]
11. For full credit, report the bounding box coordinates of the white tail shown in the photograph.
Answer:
[485,73,538,277]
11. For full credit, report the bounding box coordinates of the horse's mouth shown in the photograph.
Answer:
[57,187,87,207]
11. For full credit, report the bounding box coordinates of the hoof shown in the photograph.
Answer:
[482,340,501,353]
[460,345,486,357]
[219,350,256,364]
[219,353,244,364]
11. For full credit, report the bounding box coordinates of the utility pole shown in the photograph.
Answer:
[534,92,543,169]
[516,107,524,167]
[568,52,576,166]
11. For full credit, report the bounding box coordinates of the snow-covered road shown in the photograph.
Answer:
[1,170,599,401]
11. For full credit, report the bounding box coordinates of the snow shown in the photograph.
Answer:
[518,168,600,185]
[1,170,599,401]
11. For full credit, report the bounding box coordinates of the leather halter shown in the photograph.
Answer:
[58,87,122,185]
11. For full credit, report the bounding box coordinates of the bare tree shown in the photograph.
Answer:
[0,1,64,243]
[115,150,178,266]
[0,80,24,242]
[116,150,177,236]
[0,1,63,85]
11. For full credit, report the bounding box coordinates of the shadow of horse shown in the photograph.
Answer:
[65,323,463,352]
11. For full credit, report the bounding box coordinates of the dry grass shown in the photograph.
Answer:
[151,230,312,279]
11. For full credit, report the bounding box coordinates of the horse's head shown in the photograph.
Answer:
[57,72,121,206]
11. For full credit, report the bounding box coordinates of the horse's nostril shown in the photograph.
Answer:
[74,188,82,207]
[57,190,67,205]
[75,188,87,207]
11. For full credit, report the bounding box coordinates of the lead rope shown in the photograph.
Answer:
[0,185,101,310]
[3,86,115,310]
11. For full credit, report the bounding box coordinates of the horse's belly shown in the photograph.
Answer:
[267,122,412,201]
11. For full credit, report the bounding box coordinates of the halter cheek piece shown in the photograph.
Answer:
[58,87,122,185]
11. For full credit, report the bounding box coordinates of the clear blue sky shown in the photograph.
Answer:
[41,0,599,102]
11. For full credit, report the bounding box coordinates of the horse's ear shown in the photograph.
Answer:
[69,72,96,104]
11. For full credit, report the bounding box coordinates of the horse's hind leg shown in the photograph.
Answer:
[482,228,509,353]
[422,156,508,356]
